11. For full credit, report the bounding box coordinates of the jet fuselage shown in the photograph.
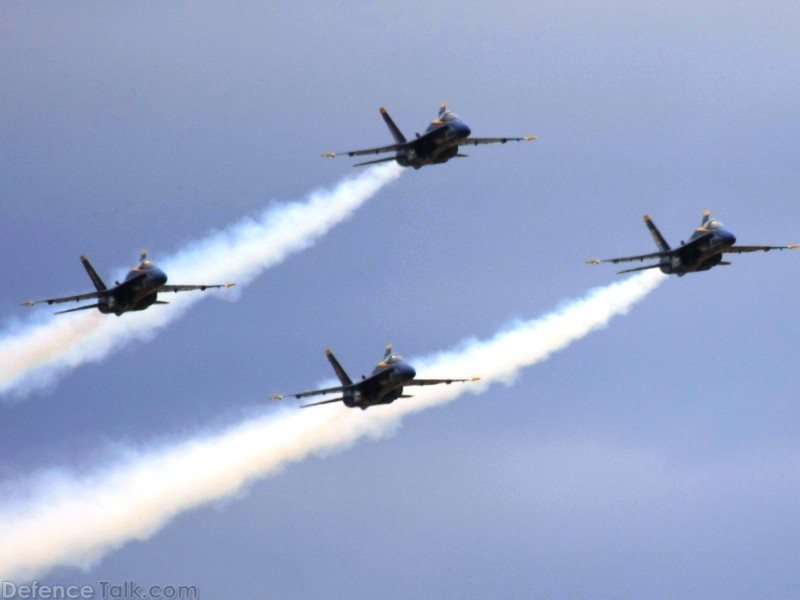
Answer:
[343,358,417,408]
[659,224,737,275]
[100,263,169,315]
[396,116,472,169]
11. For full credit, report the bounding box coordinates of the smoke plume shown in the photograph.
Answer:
[0,270,664,579]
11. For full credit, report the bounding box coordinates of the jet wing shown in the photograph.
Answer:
[723,244,799,254]
[404,377,480,387]
[458,136,536,146]
[21,290,106,308]
[160,283,236,293]
[323,143,407,158]
[270,385,351,401]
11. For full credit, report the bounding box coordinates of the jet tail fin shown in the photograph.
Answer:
[325,349,353,386]
[643,216,671,252]
[383,343,393,360]
[80,256,108,292]
[380,107,407,144]
[700,209,711,227]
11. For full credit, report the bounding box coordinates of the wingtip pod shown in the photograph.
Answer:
[470,376,481,382]
[524,135,537,141]
[269,395,284,401]
[379,106,388,115]
[225,283,236,288]
[787,244,799,250]
[325,348,333,357]
[586,258,601,265]
[21,300,35,307]
[643,215,652,222]
[321,152,336,158]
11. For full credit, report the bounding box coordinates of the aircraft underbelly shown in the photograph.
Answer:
[113,289,158,314]
[674,246,722,273]
[352,377,402,409]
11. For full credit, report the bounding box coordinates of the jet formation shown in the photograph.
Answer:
[587,210,798,275]
[20,101,797,412]
[22,250,235,315]
[271,344,480,409]
[323,102,536,169]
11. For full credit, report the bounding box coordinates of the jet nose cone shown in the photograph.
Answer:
[721,229,736,246]
[151,268,168,286]
[458,121,471,138]
[394,363,416,382]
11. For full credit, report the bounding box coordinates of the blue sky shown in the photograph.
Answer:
[1,2,799,598]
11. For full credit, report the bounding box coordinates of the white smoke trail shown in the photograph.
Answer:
[0,164,403,398]
[0,270,665,579]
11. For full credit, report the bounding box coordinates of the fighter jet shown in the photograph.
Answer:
[271,344,480,409]
[587,210,798,276]
[22,250,236,315]
[322,102,536,169]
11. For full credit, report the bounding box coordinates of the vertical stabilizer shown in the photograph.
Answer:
[643,216,671,252]
[79,256,108,291]
[325,349,353,386]
[379,107,407,144]
[383,343,393,360]
[700,209,711,227]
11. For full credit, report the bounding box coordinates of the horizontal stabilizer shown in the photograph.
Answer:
[300,397,345,409]
[54,303,101,315]
[352,156,398,168]
[617,264,662,275]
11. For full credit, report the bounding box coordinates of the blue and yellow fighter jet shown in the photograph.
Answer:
[22,250,235,315]
[587,210,798,276]
[271,344,480,409]
[322,102,536,169]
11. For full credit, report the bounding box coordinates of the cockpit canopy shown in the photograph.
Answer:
[140,259,153,269]
[705,219,723,230]
[385,353,402,364]
[439,111,459,122]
